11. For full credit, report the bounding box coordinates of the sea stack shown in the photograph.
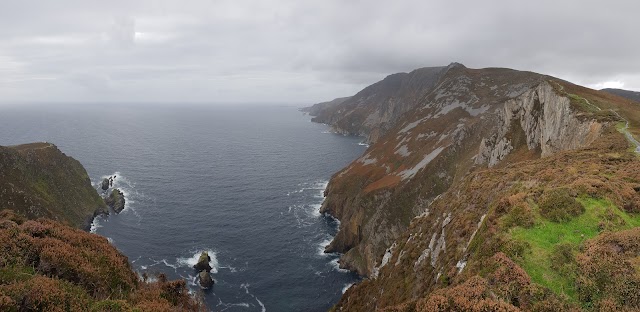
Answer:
[105,188,125,213]
[194,251,214,288]
[101,178,110,190]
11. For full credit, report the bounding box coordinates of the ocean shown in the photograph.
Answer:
[0,104,367,311]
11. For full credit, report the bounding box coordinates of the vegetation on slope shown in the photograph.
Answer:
[0,143,107,229]
[335,127,640,311]
[0,210,204,312]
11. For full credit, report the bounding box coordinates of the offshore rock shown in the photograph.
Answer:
[101,178,110,190]
[193,251,213,272]
[105,188,125,213]
[198,271,214,288]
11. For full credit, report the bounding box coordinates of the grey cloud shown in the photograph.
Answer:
[0,0,638,105]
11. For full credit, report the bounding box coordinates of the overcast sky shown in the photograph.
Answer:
[0,0,638,105]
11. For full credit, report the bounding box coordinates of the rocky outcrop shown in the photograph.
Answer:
[105,189,125,213]
[193,252,213,272]
[101,178,110,191]
[0,142,108,230]
[198,271,214,288]
[193,251,215,288]
[476,81,602,166]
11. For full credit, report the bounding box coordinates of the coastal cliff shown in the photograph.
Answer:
[0,143,107,230]
[310,64,640,310]
[0,143,204,311]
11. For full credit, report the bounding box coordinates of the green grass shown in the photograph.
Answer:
[509,197,640,301]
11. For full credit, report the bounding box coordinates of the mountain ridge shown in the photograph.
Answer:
[308,64,640,311]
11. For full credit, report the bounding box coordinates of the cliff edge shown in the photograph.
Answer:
[0,143,107,230]
[310,64,640,311]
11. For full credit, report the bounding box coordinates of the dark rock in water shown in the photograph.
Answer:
[101,178,110,190]
[193,251,213,272]
[105,188,125,213]
[199,270,214,288]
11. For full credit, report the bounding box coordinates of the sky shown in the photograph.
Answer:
[0,0,638,105]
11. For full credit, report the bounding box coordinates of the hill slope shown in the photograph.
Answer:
[0,143,106,230]
[308,64,640,311]
[602,88,640,103]
[0,143,204,311]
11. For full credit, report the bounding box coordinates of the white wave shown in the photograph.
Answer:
[357,142,370,147]
[176,249,219,273]
[342,283,355,294]
[317,236,333,257]
[107,237,114,244]
[96,172,149,219]
[89,216,103,233]
[161,259,178,270]
[330,258,349,273]
[240,284,266,312]
[219,265,237,273]
[308,203,322,217]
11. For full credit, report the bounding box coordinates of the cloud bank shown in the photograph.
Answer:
[0,0,638,104]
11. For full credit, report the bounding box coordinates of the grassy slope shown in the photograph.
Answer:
[510,198,640,302]
[0,143,107,229]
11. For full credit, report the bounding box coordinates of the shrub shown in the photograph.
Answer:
[538,188,584,222]
[503,204,536,228]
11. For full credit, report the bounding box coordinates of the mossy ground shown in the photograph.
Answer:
[509,197,640,302]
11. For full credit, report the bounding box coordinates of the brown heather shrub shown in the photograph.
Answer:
[90,299,133,312]
[487,252,531,306]
[0,212,205,311]
[538,188,584,222]
[414,276,520,312]
[575,228,640,309]
[1,275,92,312]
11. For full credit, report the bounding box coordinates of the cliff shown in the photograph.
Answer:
[308,65,450,143]
[311,64,640,310]
[0,143,107,230]
[0,143,204,311]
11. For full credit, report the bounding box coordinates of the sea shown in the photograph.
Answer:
[0,103,368,311]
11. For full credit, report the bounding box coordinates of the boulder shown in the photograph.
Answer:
[101,178,110,190]
[105,189,125,213]
[193,251,212,272]
[198,270,214,288]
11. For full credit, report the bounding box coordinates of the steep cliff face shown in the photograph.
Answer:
[308,65,450,143]
[0,142,107,230]
[317,64,640,311]
[319,65,611,277]
[335,128,640,311]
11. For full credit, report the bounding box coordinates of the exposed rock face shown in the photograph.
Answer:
[315,64,622,278]
[476,82,602,166]
[193,252,213,272]
[198,271,214,289]
[101,178,110,191]
[0,142,108,230]
[307,65,450,143]
[105,188,125,213]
